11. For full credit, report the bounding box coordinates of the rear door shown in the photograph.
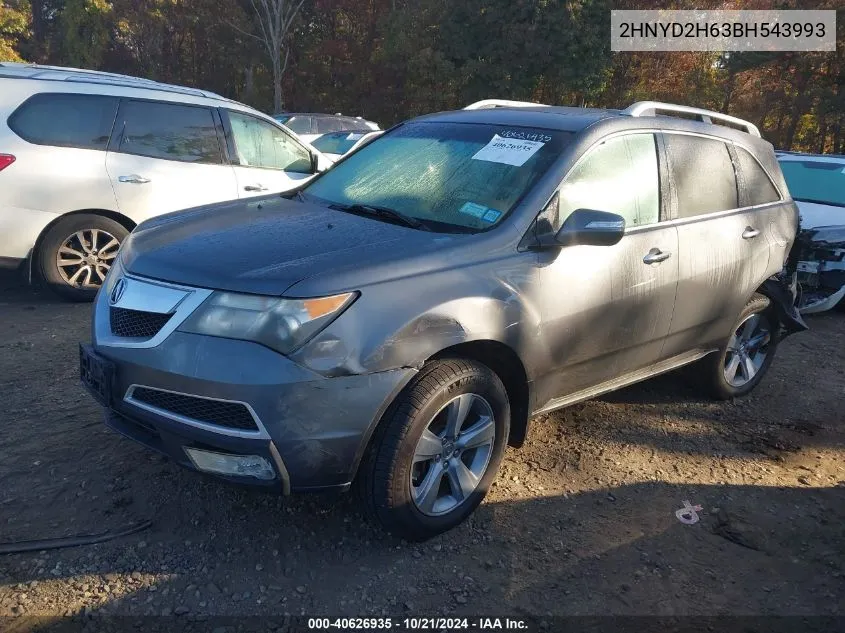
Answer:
[223,109,317,197]
[660,133,772,356]
[537,132,679,403]
[105,99,238,224]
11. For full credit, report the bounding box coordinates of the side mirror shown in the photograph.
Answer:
[553,208,626,247]
[312,153,332,174]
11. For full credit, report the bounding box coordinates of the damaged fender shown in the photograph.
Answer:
[760,272,808,337]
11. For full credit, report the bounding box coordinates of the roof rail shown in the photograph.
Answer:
[0,62,228,101]
[463,99,548,110]
[623,101,760,137]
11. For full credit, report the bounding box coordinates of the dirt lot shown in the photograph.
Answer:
[1,271,844,625]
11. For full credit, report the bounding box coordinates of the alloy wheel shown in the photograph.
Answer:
[723,312,772,387]
[55,229,121,289]
[410,393,496,517]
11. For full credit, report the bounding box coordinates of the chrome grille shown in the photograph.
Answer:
[131,387,259,431]
[109,307,172,338]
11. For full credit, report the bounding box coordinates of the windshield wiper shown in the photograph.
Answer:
[329,203,430,231]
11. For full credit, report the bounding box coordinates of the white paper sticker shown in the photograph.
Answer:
[472,134,545,167]
[347,133,364,140]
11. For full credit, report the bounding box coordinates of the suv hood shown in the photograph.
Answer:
[120,196,462,295]
[796,200,844,230]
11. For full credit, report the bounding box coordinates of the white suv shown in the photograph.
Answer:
[0,63,330,300]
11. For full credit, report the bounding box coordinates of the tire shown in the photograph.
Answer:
[37,214,129,302]
[359,358,510,541]
[700,293,780,400]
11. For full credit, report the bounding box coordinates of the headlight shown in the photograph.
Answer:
[178,291,357,354]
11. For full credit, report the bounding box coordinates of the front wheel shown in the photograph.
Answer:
[360,358,510,541]
[701,293,780,400]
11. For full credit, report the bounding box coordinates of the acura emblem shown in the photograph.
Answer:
[110,278,127,305]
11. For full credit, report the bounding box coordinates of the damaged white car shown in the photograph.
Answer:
[777,152,845,314]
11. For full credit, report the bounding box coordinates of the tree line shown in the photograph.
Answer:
[1,0,843,152]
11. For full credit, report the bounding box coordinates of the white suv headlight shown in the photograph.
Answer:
[179,291,357,354]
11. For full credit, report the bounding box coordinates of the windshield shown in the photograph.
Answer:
[301,121,571,232]
[312,131,370,155]
[780,159,845,208]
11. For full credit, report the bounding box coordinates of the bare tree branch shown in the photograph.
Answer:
[237,0,306,111]
[224,20,264,44]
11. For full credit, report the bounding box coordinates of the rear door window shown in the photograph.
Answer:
[735,146,780,206]
[317,117,343,133]
[559,133,660,228]
[115,100,223,164]
[9,93,118,150]
[664,134,738,217]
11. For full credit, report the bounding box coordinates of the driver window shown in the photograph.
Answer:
[545,134,659,232]
[228,111,312,173]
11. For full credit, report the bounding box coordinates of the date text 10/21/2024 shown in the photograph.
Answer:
[307,617,530,630]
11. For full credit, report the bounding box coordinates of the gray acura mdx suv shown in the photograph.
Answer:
[81,100,805,540]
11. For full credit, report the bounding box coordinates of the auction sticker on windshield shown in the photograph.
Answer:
[472,134,545,167]
[458,202,504,224]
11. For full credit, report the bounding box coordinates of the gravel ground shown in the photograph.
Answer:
[1,272,844,623]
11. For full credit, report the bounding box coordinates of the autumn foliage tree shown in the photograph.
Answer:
[0,0,842,151]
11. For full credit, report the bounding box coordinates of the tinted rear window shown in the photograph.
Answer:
[664,134,738,217]
[9,93,118,150]
[779,160,845,208]
[116,100,223,164]
[735,146,780,206]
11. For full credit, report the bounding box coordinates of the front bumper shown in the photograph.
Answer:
[103,401,292,492]
[84,271,416,492]
[795,227,845,314]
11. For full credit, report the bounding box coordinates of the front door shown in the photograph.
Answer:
[223,110,317,197]
[535,132,679,408]
[106,99,238,224]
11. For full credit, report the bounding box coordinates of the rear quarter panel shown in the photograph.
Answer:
[0,79,120,259]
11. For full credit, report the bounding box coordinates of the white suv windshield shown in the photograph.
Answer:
[302,121,571,232]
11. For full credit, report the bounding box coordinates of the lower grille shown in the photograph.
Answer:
[110,307,172,338]
[130,387,259,431]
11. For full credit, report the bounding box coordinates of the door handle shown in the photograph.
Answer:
[643,249,672,265]
[243,184,268,192]
[118,174,150,184]
[742,227,760,239]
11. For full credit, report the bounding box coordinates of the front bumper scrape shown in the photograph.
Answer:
[104,406,292,494]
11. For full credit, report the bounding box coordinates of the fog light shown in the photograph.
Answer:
[184,448,276,481]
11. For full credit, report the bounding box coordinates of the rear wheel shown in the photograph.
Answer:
[700,294,780,400]
[360,358,510,541]
[37,214,128,301]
